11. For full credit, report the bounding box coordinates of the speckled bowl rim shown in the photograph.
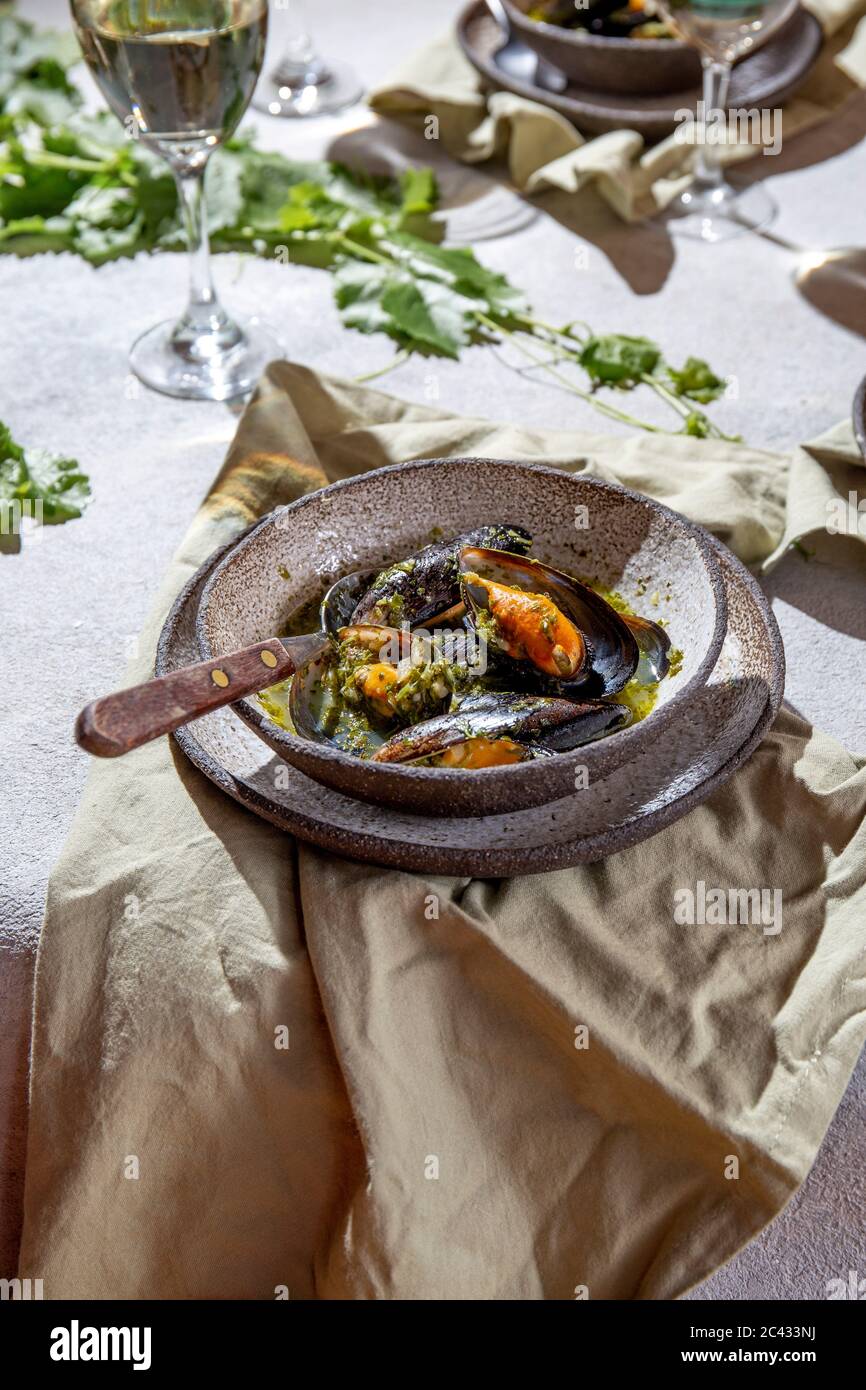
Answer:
[196,458,728,802]
[159,534,784,875]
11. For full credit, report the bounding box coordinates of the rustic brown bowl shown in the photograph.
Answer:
[197,458,727,818]
[163,532,782,874]
[501,0,700,94]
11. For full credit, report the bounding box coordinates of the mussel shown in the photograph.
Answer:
[289,621,472,755]
[371,691,630,767]
[350,524,531,629]
[459,546,643,699]
[625,612,672,684]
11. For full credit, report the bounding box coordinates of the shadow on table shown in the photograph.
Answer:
[737,89,866,186]
[763,529,866,640]
[536,86,866,300]
[535,184,677,295]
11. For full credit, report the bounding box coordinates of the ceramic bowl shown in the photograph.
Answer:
[197,457,727,817]
[162,533,782,874]
[501,0,700,94]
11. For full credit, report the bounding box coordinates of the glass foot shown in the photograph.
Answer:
[130,314,282,401]
[253,57,361,118]
[666,180,777,244]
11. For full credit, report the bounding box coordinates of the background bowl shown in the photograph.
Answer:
[501,0,700,94]
[197,458,727,817]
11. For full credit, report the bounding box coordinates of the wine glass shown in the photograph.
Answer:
[253,0,361,119]
[653,0,793,243]
[71,0,281,401]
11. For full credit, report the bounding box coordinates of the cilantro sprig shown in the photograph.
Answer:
[0,420,90,552]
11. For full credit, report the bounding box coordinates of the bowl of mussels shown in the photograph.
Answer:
[197,458,728,818]
[501,0,702,95]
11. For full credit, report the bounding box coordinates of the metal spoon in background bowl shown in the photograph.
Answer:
[74,568,374,759]
[484,0,568,93]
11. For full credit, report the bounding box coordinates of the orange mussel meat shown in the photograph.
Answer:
[462,573,585,679]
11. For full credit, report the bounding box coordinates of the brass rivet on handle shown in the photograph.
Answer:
[260,649,278,669]
[211,669,229,688]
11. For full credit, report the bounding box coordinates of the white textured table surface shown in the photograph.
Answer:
[1,0,864,1298]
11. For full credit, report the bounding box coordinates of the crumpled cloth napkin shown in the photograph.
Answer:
[17,363,866,1299]
[369,0,866,221]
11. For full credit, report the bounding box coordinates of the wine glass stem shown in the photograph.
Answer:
[173,167,224,334]
[695,57,731,191]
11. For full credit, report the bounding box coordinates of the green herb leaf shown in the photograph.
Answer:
[666,355,726,403]
[0,421,90,552]
[579,333,662,385]
[681,411,711,438]
[334,259,472,358]
[399,167,437,216]
[388,232,527,320]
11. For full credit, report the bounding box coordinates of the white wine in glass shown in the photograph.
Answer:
[71,0,281,400]
[654,0,793,242]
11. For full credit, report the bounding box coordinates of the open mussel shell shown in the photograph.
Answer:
[459,546,640,699]
[289,623,409,749]
[350,524,532,629]
[371,691,630,765]
[625,613,672,683]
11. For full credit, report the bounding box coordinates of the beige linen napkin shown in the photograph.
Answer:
[18,364,866,1299]
[369,1,866,221]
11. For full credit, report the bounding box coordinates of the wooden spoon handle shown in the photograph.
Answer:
[75,639,297,758]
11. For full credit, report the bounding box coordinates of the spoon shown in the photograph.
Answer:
[74,568,374,759]
[484,0,568,93]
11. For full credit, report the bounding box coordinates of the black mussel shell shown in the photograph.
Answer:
[624,613,671,683]
[459,546,639,698]
[371,691,630,765]
[350,524,532,629]
[289,624,410,747]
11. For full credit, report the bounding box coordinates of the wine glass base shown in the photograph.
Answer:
[129,317,282,402]
[665,181,777,244]
[253,59,362,118]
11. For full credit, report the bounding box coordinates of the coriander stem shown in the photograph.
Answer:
[514,312,589,343]
[354,349,410,382]
[335,233,395,267]
[26,150,115,174]
[640,373,693,420]
[640,374,738,441]
[475,311,665,433]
